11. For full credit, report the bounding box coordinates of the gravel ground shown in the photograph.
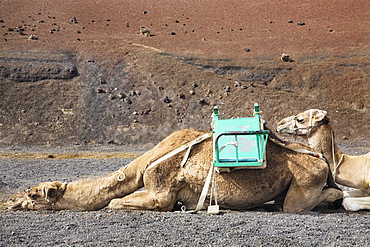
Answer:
[1,154,370,246]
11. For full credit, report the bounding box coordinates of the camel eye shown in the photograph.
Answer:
[297,118,305,123]
[29,194,38,200]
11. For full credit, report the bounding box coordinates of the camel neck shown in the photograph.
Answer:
[307,124,344,170]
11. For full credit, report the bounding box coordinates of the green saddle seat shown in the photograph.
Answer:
[212,103,270,169]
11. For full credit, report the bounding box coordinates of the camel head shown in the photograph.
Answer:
[276,109,328,136]
[7,181,67,210]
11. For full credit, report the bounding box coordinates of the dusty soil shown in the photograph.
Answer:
[0,0,369,246]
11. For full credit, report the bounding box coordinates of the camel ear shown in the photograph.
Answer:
[41,182,66,201]
[314,110,327,122]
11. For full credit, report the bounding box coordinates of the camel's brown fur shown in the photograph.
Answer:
[8,129,342,213]
[277,109,370,211]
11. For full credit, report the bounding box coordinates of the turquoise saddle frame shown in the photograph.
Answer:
[212,103,270,169]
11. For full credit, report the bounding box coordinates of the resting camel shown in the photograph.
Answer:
[8,129,342,213]
[277,109,370,211]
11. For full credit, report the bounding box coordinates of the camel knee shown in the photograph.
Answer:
[323,188,343,203]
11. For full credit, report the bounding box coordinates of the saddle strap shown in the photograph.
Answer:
[147,132,212,171]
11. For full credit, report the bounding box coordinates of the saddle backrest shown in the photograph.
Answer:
[212,103,269,168]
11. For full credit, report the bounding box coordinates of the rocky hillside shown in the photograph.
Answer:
[0,0,369,151]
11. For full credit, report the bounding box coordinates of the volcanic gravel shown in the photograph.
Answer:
[1,154,370,247]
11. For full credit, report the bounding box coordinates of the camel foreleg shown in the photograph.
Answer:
[342,197,370,211]
[108,191,177,211]
[343,189,370,198]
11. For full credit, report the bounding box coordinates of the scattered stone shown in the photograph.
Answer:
[129,90,136,96]
[117,93,125,99]
[17,27,25,35]
[297,22,305,26]
[244,48,250,52]
[87,59,95,62]
[143,10,148,14]
[281,54,291,62]
[96,88,105,93]
[124,97,132,104]
[225,86,231,92]
[28,35,38,40]
[170,31,176,35]
[163,96,171,103]
[288,20,294,23]
[139,26,151,37]
[158,86,164,90]
[234,81,241,87]
[192,83,198,88]
[189,90,195,95]
[177,92,185,99]
[198,98,206,104]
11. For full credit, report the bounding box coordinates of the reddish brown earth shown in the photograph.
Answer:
[0,0,369,149]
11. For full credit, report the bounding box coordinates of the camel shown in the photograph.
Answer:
[8,128,343,213]
[276,109,370,211]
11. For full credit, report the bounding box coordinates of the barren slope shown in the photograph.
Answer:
[0,0,369,150]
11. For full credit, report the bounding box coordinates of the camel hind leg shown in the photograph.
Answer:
[108,152,186,211]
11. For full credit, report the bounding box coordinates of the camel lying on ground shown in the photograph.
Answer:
[8,128,342,213]
[277,109,370,211]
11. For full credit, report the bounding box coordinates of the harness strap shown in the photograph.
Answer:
[118,132,212,182]
[147,132,212,171]
[309,109,314,127]
[331,129,345,181]
[184,162,214,214]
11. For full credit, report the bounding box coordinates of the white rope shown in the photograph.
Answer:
[219,141,238,153]
[117,166,128,181]
[331,129,344,181]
